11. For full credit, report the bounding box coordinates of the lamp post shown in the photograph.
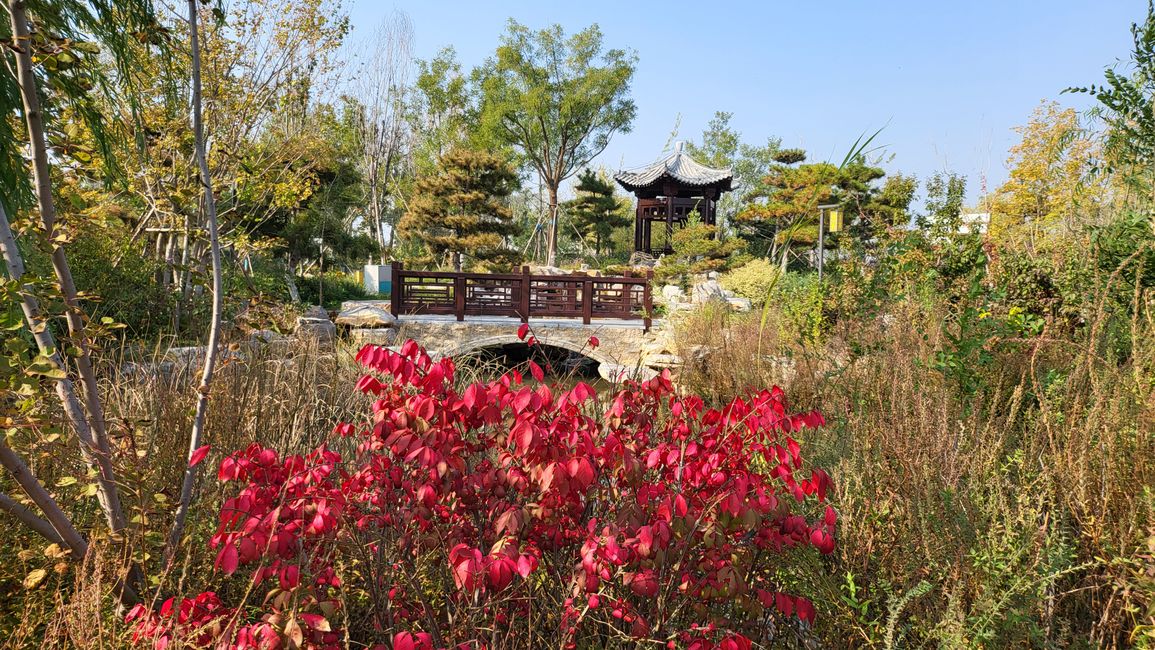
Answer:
[816,203,839,281]
[313,235,324,308]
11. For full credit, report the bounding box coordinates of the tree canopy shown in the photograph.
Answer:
[476,20,637,267]
[562,169,631,257]
[399,148,521,271]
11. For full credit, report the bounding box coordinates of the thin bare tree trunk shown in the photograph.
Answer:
[163,231,176,292]
[0,443,86,555]
[8,0,127,536]
[0,441,140,604]
[175,212,193,333]
[167,0,224,558]
[0,491,64,545]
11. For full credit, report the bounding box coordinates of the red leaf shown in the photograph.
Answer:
[218,456,241,481]
[516,554,537,578]
[528,361,545,383]
[299,612,331,632]
[587,335,600,348]
[810,528,835,554]
[628,569,659,597]
[393,632,417,650]
[795,597,816,624]
[517,323,530,340]
[511,421,535,454]
[188,445,210,467]
[214,542,239,575]
[571,457,596,489]
[462,384,483,410]
[774,591,794,617]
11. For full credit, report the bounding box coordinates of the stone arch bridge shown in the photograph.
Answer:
[349,314,667,381]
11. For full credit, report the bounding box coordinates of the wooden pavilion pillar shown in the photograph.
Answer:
[634,202,643,252]
[664,182,675,253]
[703,188,717,226]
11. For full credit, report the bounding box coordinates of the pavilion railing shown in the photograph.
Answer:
[389,262,653,331]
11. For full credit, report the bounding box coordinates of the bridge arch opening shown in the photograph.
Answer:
[443,335,614,383]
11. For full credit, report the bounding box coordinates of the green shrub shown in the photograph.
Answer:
[654,215,748,286]
[295,271,369,309]
[721,257,780,304]
[62,224,173,339]
[774,271,827,346]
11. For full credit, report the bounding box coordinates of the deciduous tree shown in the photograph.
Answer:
[685,111,781,229]
[476,20,636,267]
[987,102,1105,241]
[351,11,412,256]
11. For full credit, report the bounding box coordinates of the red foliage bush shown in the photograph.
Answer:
[128,337,835,649]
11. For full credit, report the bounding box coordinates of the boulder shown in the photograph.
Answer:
[727,296,753,312]
[348,327,398,347]
[660,284,685,301]
[691,278,727,304]
[301,304,329,320]
[336,301,396,328]
[249,329,288,344]
[295,306,335,343]
[528,264,567,276]
[165,345,207,365]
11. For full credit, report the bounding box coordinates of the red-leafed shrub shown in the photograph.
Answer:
[128,338,835,649]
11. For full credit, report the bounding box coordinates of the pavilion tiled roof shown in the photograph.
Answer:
[614,142,733,193]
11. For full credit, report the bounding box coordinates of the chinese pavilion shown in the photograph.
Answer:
[614,142,734,255]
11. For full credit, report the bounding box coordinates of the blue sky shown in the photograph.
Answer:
[346,0,1144,205]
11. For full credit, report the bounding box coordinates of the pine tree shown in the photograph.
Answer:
[400,148,520,271]
[564,169,631,256]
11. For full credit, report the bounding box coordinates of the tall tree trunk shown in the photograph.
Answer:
[378,113,404,259]
[546,184,559,268]
[7,0,128,536]
[167,0,224,559]
[162,231,176,292]
[173,213,192,333]
[367,144,385,256]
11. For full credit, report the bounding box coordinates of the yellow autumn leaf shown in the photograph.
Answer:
[23,568,48,589]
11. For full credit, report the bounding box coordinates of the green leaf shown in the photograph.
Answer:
[26,355,67,379]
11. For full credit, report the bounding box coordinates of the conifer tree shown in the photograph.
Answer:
[400,148,520,271]
[564,169,631,256]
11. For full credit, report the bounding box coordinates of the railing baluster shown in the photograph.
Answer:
[643,270,653,332]
[520,266,531,323]
[390,261,402,317]
[582,277,593,325]
[454,275,466,321]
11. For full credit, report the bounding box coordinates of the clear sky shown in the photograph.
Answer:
[346,0,1145,205]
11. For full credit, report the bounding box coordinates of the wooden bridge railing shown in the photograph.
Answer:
[389,262,653,331]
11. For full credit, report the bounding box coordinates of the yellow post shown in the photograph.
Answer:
[829,210,843,232]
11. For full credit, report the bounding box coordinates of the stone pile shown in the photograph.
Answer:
[656,272,751,314]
